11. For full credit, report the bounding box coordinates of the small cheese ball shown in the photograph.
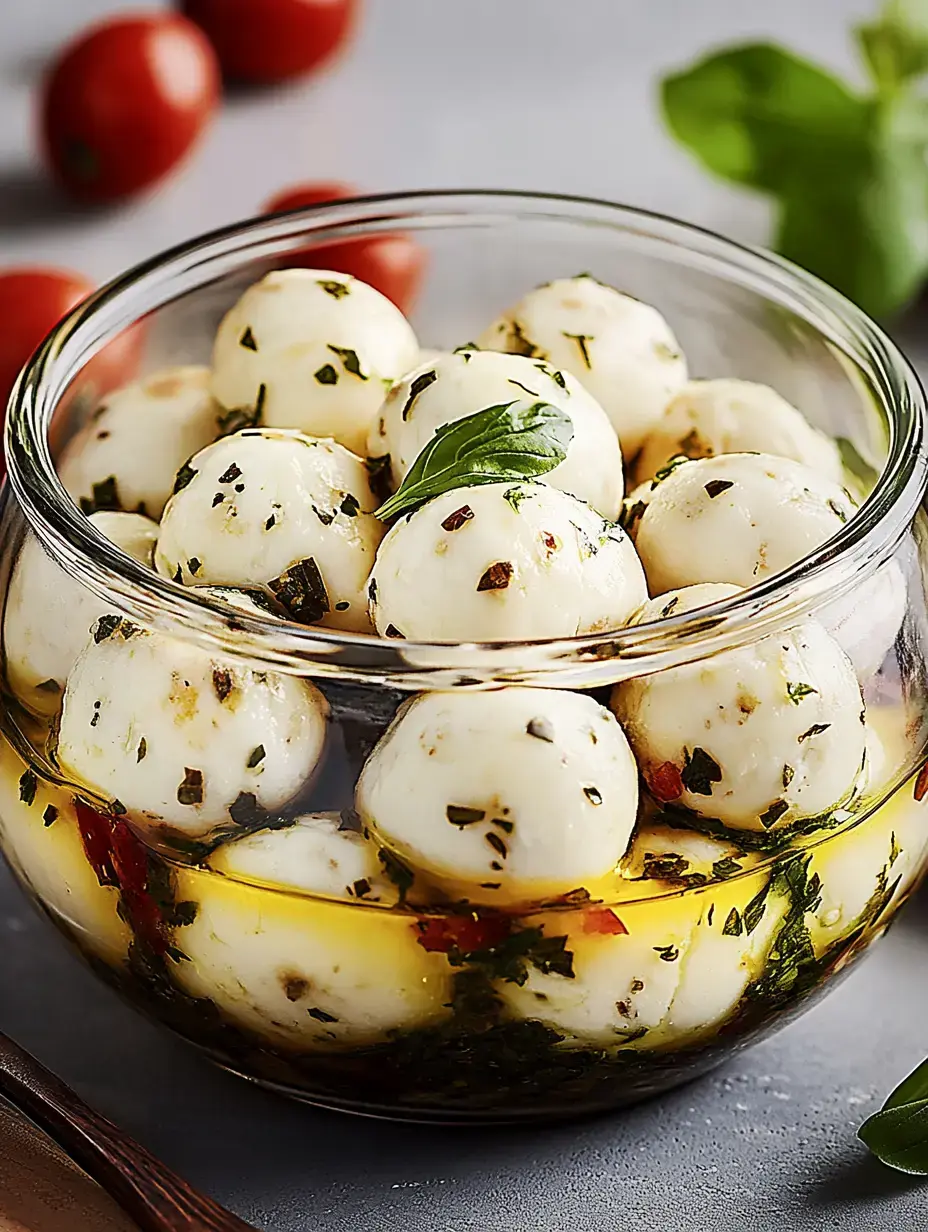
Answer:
[356,688,639,906]
[620,821,747,887]
[476,276,687,459]
[612,585,867,831]
[634,379,842,485]
[57,614,328,837]
[634,453,856,594]
[0,742,130,966]
[57,366,219,520]
[617,478,656,542]
[369,349,624,519]
[820,559,907,682]
[210,269,419,455]
[497,899,693,1045]
[368,482,647,642]
[4,512,159,715]
[173,844,450,1048]
[155,429,383,633]
[208,813,397,905]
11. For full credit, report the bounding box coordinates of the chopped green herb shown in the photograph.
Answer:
[177,768,204,806]
[239,326,257,351]
[308,1007,339,1024]
[712,856,743,879]
[18,770,37,806]
[759,798,790,829]
[314,363,338,385]
[828,498,849,523]
[619,499,648,531]
[704,479,734,498]
[212,492,224,508]
[651,455,691,488]
[583,786,603,806]
[508,378,539,397]
[93,614,122,644]
[486,832,508,859]
[172,565,183,584]
[247,745,266,769]
[681,746,722,795]
[798,723,831,742]
[171,901,199,927]
[492,818,515,835]
[385,624,405,639]
[327,344,367,380]
[561,332,593,368]
[80,475,122,515]
[352,878,372,898]
[42,804,58,826]
[136,737,147,763]
[723,907,744,936]
[217,463,242,484]
[216,384,266,436]
[508,320,542,357]
[188,557,202,576]
[661,596,680,618]
[313,505,334,526]
[339,493,360,517]
[402,369,438,420]
[173,463,198,494]
[377,848,414,902]
[653,944,680,962]
[317,279,350,300]
[268,557,329,624]
[447,805,486,826]
[36,679,61,695]
[503,485,532,513]
[786,681,817,704]
[742,879,773,935]
[526,717,555,742]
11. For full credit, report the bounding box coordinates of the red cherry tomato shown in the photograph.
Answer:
[40,14,219,203]
[263,181,425,313]
[180,0,358,83]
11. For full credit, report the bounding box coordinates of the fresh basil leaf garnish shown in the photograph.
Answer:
[375,400,573,521]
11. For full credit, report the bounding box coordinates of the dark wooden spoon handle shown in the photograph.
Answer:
[0,1031,258,1231]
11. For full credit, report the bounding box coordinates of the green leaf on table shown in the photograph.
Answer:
[857,0,928,92]
[884,1056,928,1110]
[375,400,573,521]
[660,41,928,317]
[859,1097,928,1174]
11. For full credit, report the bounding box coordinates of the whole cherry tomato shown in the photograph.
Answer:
[40,14,220,203]
[263,182,425,313]
[180,0,358,83]
[0,268,144,476]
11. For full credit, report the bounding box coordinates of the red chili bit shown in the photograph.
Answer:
[583,907,628,936]
[111,821,168,956]
[75,799,118,887]
[915,760,928,802]
[414,913,511,954]
[647,761,684,803]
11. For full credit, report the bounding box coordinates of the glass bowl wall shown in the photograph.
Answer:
[2,192,928,1122]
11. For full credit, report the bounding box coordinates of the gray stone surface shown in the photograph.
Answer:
[3,1,928,1228]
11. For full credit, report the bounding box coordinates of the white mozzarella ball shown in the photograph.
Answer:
[612,586,866,831]
[173,861,450,1048]
[476,276,687,459]
[634,379,842,485]
[497,901,692,1044]
[369,349,624,519]
[620,821,746,886]
[57,619,328,837]
[57,366,219,520]
[155,429,383,633]
[356,688,639,906]
[807,814,903,956]
[819,559,907,682]
[369,482,647,642]
[4,512,159,715]
[634,453,856,594]
[211,269,419,455]
[208,813,397,905]
[663,875,789,1041]
[0,744,130,966]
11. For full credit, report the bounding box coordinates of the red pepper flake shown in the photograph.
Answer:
[414,913,511,954]
[75,799,118,887]
[540,530,560,554]
[477,561,514,591]
[647,761,684,804]
[583,907,628,936]
[915,760,928,802]
[441,505,474,533]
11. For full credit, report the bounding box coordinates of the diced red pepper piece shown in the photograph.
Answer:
[582,907,628,936]
[415,913,511,955]
[647,761,684,803]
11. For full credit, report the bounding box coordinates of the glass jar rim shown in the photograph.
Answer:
[6,189,928,689]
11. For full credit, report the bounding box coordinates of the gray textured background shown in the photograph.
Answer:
[3,1,928,1229]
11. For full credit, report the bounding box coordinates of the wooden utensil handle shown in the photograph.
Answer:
[0,1032,257,1232]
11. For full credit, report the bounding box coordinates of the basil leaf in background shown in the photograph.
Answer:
[858,1098,928,1174]
[375,400,573,521]
[858,0,928,92]
[660,38,928,317]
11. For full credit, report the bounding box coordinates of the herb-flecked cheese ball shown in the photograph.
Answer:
[369,349,625,519]
[476,275,688,459]
[155,428,383,633]
[4,511,159,716]
[611,585,867,831]
[368,482,647,642]
[57,366,220,520]
[173,832,451,1048]
[633,379,843,485]
[208,813,398,905]
[57,605,328,837]
[210,269,420,455]
[356,688,639,906]
[634,453,856,594]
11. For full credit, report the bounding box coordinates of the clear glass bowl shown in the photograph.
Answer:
[2,191,928,1123]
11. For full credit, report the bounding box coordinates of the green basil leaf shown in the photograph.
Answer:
[858,1098,928,1174]
[884,1056,928,1112]
[858,0,928,92]
[660,44,866,192]
[375,400,573,521]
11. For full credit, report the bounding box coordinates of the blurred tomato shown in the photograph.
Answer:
[40,14,219,203]
[263,182,425,313]
[180,0,358,83]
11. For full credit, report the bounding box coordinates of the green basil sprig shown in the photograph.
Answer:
[859,1055,928,1173]
[375,400,573,521]
[660,0,928,318]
